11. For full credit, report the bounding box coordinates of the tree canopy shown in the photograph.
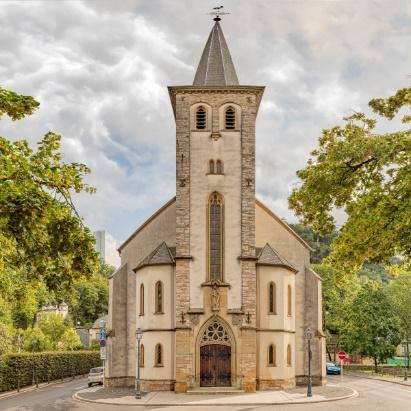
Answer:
[289,87,411,272]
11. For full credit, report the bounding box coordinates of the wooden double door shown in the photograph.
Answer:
[200,344,231,387]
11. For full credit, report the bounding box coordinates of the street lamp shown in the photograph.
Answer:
[403,340,409,382]
[135,327,143,399]
[305,327,315,397]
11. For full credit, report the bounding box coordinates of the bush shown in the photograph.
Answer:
[0,350,101,392]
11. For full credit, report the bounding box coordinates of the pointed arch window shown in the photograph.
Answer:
[139,283,144,316]
[268,344,276,366]
[140,344,145,367]
[196,106,207,129]
[287,285,292,316]
[268,282,276,314]
[216,159,223,174]
[209,159,215,174]
[208,192,224,281]
[155,343,163,366]
[155,281,164,314]
[225,106,236,129]
[287,344,292,366]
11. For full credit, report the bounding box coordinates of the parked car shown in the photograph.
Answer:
[326,362,341,375]
[88,367,104,387]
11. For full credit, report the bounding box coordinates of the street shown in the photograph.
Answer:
[0,375,409,411]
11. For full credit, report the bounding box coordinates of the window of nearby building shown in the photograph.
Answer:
[225,106,235,129]
[155,281,163,314]
[287,344,292,366]
[208,192,223,281]
[140,344,145,367]
[268,282,276,314]
[196,106,207,129]
[139,284,144,315]
[155,344,163,366]
[287,285,292,316]
[209,159,215,174]
[216,159,223,174]
[268,344,276,366]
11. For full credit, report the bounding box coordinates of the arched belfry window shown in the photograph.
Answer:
[208,192,224,281]
[225,107,236,129]
[216,159,223,174]
[155,281,163,314]
[155,343,163,366]
[268,344,276,366]
[139,284,144,315]
[196,106,207,129]
[287,285,292,316]
[209,159,215,174]
[269,282,276,314]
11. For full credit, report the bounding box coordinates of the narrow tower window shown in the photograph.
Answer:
[216,159,223,174]
[155,281,163,314]
[196,106,207,129]
[155,344,163,366]
[287,344,292,366]
[208,192,223,281]
[287,285,292,316]
[140,344,145,367]
[225,107,235,129]
[268,344,276,366]
[209,159,215,174]
[139,283,144,315]
[269,282,276,314]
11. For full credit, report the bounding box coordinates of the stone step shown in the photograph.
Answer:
[186,387,245,395]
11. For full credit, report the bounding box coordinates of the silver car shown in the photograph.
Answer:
[88,367,104,387]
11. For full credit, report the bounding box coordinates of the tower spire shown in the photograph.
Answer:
[193,8,239,86]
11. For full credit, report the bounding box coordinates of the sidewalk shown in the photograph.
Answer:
[74,384,357,406]
[345,371,411,387]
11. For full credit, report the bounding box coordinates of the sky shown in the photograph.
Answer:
[0,0,410,253]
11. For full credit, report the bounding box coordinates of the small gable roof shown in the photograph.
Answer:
[256,243,298,273]
[133,242,175,272]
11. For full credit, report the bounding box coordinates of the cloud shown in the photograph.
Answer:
[0,0,410,246]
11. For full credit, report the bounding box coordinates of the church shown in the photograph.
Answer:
[106,16,325,393]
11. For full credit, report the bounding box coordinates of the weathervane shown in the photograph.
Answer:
[207,5,230,22]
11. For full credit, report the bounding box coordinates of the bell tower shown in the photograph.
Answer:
[168,14,264,392]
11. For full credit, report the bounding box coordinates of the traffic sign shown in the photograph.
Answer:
[100,339,106,348]
[100,329,107,340]
[338,351,347,360]
[100,346,106,360]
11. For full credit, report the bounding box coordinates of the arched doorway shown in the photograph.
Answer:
[199,319,232,387]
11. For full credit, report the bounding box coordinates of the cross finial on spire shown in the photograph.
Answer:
[207,5,230,22]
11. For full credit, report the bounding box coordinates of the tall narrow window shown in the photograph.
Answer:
[155,344,163,366]
[196,106,207,129]
[139,284,144,315]
[287,285,292,316]
[225,107,235,129]
[268,344,276,366]
[209,159,215,174]
[208,192,223,281]
[216,159,223,174]
[140,344,145,367]
[287,344,292,366]
[155,281,163,314]
[269,282,276,314]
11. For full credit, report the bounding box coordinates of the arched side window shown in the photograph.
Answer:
[208,192,224,281]
[287,344,292,366]
[287,285,292,316]
[140,344,145,367]
[209,159,215,174]
[268,282,276,314]
[268,344,276,366]
[139,283,144,316]
[196,106,207,129]
[225,106,236,129]
[155,343,163,366]
[155,281,163,314]
[216,159,223,174]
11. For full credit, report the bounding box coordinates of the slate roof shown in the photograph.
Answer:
[193,21,239,86]
[256,243,298,273]
[133,242,175,271]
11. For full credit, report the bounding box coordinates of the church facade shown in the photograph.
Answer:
[106,18,325,393]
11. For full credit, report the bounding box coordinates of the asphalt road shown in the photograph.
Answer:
[0,375,409,411]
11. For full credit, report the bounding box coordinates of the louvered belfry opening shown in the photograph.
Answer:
[196,106,207,129]
[209,192,223,281]
[225,107,235,129]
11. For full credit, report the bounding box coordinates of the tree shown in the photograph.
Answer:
[22,327,52,352]
[289,87,411,272]
[341,281,402,371]
[60,328,82,350]
[37,314,68,347]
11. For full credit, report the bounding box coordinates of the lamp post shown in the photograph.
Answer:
[135,327,143,399]
[403,340,409,382]
[305,328,315,397]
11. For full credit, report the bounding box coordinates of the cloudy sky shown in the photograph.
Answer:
[1,0,410,252]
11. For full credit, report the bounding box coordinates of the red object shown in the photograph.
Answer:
[338,351,347,360]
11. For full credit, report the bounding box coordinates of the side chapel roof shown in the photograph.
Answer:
[133,241,175,272]
[256,243,298,273]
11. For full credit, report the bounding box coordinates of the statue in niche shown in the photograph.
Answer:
[211,285,220,312]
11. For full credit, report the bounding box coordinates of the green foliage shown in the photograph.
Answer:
[0,87,39,121]
[22,328,52,352]
[0,351,101,392]
[289,87,411,271]
[0,324,14,356]
[60,328,82,351]
[37,314,67,347]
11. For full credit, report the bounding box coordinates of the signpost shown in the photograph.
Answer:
[100,323,107,386]
[338,351,347,382]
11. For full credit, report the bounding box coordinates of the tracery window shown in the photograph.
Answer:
[287,344,292,366]
[139,283,144,315]
[225,106,235,129]
[216,159,223,174]
[155,343,163,366]
[268,344,276,366]
[200,320,231,346]
[140,344,145,367]
[268,282,276,314]
[287,285,292,316]
[196,106,207,129]
[155,281,163,314]
[208,192,223,281]
[209,159,215,174]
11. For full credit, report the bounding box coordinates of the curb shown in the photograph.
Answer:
[73,387,358,407]
[345,372,411,388]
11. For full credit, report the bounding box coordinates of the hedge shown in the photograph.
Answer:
[0,351,101,392]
